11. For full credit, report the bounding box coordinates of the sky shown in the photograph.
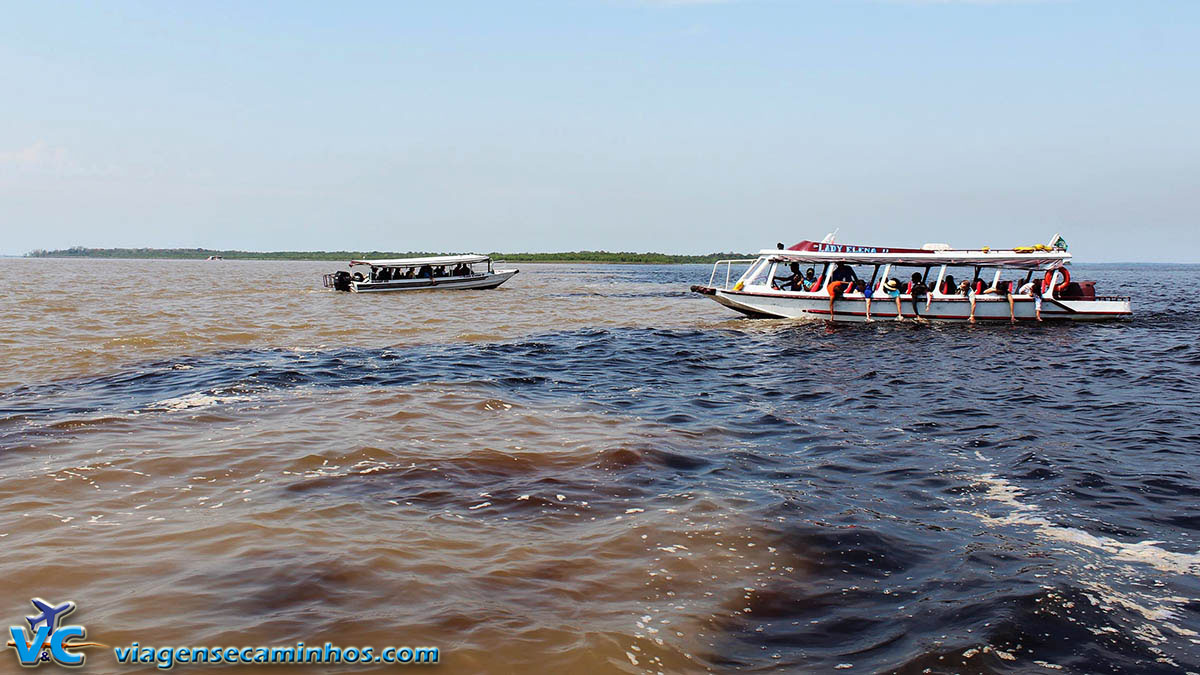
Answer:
[1,0,1197,261]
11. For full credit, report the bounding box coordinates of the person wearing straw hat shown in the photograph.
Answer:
[882,278,903,320]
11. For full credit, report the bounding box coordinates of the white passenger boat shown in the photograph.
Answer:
[322,254,518,293]
[691,235,1131,322]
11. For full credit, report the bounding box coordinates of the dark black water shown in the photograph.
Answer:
[2,264,1198,673]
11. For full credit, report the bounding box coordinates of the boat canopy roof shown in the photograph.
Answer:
[350,254,490,267]
[761,240,1071,269]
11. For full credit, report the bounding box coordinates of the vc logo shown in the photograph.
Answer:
[6,599,103,668]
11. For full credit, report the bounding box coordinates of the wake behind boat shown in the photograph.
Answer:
[692,234,1132,322]
[323,254,518,293]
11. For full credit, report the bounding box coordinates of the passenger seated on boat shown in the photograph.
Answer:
[402,268,415,279]
[939,275,956,295]
[1000,280,1016,322]
[418,265,433,279]
[957,280,971,296]
[802,268,818,291]
[830,263,858,285]
[856,279,875,322]
[773,263,803,291]
[979,280,1011,295]
[828,278,852,299]
[883,278,903,320]
[827,275,854,319]
[908,273,929,322]
[973,280,1016,324]
[1023,280,1044,321]
[376,267,392,282]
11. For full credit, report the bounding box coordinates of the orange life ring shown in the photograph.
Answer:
[1043,267,1070,293]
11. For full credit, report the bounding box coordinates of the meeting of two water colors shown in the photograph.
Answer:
[1,259,1196,674]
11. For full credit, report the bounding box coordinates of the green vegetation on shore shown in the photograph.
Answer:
[25,246,754,264]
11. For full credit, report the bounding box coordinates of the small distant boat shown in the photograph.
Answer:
[322,254,518,293]
[691,234,1132,322]
[205,255,224,261]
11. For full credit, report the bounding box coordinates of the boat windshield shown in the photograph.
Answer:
[743,259,773,287]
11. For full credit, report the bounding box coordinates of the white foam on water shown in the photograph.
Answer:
[968,471,1200,651]
[151,392,252,411]
[972,473,1200,577]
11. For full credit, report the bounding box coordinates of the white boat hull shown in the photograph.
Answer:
[696,287,1132,322]
[352,270,518,293]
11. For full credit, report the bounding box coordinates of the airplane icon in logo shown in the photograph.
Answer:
[26,598,76,635]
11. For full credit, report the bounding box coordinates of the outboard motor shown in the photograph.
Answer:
[332,270,353,292]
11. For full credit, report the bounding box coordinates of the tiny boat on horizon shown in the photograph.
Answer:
[691,234,1132,322]
[323,254,518,293]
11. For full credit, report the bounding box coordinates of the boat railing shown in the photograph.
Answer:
[708,259,759,290]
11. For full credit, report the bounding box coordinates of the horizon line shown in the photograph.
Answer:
[6,247,1200,266]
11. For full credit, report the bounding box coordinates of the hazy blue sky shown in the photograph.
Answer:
[2,0,1197,261]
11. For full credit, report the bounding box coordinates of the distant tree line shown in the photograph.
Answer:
[25,247,756,264]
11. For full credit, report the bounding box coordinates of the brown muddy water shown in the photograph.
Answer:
[2,258,1198,673]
